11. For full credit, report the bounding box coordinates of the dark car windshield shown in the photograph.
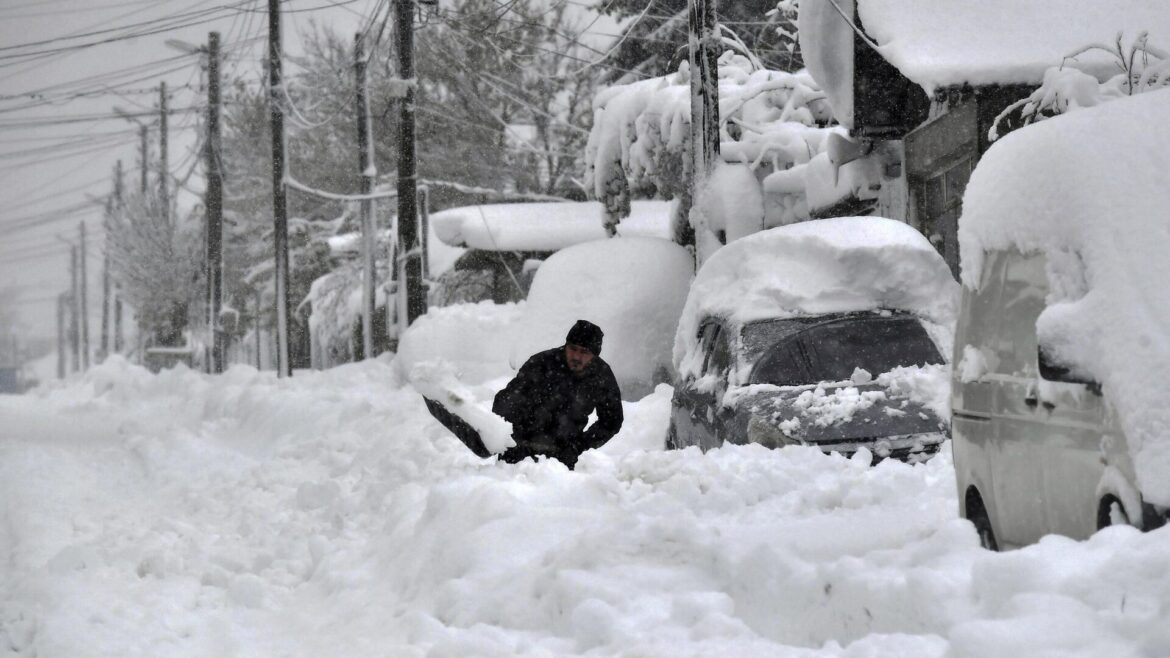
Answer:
[749,315,943,386]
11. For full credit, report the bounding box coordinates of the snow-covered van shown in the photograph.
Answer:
[667,216,956,460]
[952,88,1170,550]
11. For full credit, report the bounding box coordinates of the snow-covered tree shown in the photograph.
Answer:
[992,32,1170,140]
[585,50,834,258]
[104,189,201,348]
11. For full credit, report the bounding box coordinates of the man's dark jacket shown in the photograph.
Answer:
[492,347,623,468]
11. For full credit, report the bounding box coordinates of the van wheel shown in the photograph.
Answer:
[964,488,999,551]
[1097,494,1132,530]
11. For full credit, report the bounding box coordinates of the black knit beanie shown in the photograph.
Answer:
[565,319,603,356]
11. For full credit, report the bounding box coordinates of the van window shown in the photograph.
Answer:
[954,250,1006,365]
[996,251,1047,376]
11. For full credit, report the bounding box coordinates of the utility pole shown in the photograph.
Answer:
[355,32,377,359]
[56,293,66,379]
[205,31,225,374]
[159,81,170,223]
[139,125,149,195]
[395,0,426,328]
[268,0,292,377]
[79,222,90,370]
[69,245,79,372]
[113,160,124,356]
[101,198,112,362]
[688,0,721,259]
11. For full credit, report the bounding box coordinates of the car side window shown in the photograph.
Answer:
[706,326,732,378]
[695,322,719,376]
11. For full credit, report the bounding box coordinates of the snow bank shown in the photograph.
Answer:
[675,216,958,381]
[6,351,1170,655]
[511,237,694,400]
[429,200,673,252]
[958,87,1170,505]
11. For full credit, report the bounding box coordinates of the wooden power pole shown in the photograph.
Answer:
[355,32,377,359]
[78,222,90,370]
[159,81,170,224]
[688,0,721,260]
[268,0,292,377]
[206,31,225,374]
[395,0,426,329]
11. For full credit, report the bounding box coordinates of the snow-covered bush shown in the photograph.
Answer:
[991,32,1170,140]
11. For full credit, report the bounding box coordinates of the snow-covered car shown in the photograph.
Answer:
[667,216,957,461]
[953,88,1170,550]
[427,200,673,307]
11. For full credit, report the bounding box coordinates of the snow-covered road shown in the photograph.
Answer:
[3,357,1169,657]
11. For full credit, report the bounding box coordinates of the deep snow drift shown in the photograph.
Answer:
[4,341,1170,656]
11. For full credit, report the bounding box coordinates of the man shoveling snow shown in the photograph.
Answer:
[418,319,624,469]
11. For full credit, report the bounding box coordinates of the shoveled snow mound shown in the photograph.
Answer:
[6,356,1170,656]
[675,216,958,380]
[512,237,694,400]
[958,87,1170,505]
[430,200,673,251]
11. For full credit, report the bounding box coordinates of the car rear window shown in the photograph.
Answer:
[751,316,943,386]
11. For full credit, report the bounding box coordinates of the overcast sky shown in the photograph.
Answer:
[0,0,409,345]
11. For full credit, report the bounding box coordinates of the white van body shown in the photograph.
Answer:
[951,247,1161,549]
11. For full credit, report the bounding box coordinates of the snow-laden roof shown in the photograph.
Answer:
[799,0,1170,125]
[430,200,673,251]
[958,86,1170,505]
[674,216,958,378]
[859,0,1170,95]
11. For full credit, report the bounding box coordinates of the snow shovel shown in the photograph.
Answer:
[422,397,493,458]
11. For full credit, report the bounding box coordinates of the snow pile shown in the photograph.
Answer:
[429,200,673,251]
[959,86,1170,505]
[511,237,694,400]
[6,341,1170,655]
[797,0,855,127]
[585,52,836,238]
[877,363,951,421]
[675,216,958,381]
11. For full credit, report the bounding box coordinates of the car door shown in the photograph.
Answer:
[987,249,1051,547]
[952,251,1005,530]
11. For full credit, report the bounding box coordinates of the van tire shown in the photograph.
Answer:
[964,488,999,551]
[1097,494,1131,530]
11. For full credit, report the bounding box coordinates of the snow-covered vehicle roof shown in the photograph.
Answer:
[799,0,1170,125]
[430,200,673,252]
[958,86,1170,505]
[674,216,958,379]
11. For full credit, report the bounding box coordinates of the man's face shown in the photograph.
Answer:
[565,343,595,373]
